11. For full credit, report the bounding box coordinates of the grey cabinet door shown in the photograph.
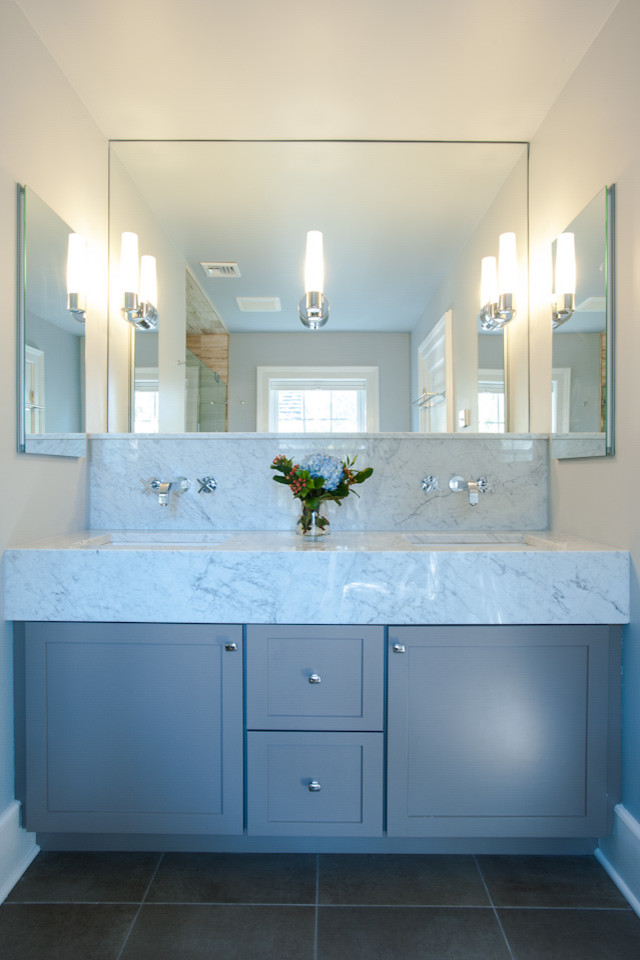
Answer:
[246,625,384,731]
[387,625,620,838]
[23,622,244,835]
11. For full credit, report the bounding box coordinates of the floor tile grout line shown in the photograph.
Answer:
[114,852,164,960]
[6,899,630,910]
[474,854,516,960]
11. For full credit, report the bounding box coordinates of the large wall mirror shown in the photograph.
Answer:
[17,186,86,457]
[107,140,529,435]
[551,185,615,459]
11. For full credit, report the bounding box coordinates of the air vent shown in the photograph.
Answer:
[236,297,282,313]
[200,261,241,278]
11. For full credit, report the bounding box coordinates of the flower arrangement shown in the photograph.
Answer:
[271,452,373,535]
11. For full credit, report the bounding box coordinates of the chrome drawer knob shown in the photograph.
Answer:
[224,642,238,652]
[308,673,322,684]
[393,643,406,654]
[308,780,322,792]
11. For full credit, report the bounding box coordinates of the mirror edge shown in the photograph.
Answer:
[605,183,615,456]
[17,183,87,459]
[551,183,615,461]
[16,183,26,453]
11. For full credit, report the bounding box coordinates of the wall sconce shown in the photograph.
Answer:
[299,230,329,330]
[552,231,576,328]
[66,232,87,322]
[478,232,518,331]
[120,231,158,330]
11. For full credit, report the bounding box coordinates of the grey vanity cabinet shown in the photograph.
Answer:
[387,625,621,838]
[20,622,244,835]
[245,625,385,836]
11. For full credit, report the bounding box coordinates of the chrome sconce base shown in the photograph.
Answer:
[552,293,575,329]
[298,291,329,330]
[67,292,86,323]
[121,292,158,330]
[478,293,516,331]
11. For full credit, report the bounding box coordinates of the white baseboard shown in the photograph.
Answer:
[597,804,640,918]
[0,800,39,904]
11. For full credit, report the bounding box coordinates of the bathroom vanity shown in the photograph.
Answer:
[6,530,628,853]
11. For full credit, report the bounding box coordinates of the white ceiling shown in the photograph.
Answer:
[16,0,618,142]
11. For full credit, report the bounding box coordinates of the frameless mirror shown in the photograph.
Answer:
[551,186,614,459]
[108,140,528,435]
[17,186,86,456]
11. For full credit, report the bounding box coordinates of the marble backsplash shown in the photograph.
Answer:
[88,433,549,532]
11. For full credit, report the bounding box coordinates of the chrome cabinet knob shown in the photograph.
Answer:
[308,781,322,792]
[308,673,322,684]
[224,642,238,652]
[393,642,406,654]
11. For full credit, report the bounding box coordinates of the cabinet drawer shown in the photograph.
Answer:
[245,625,384,731]
[247,731,383,836]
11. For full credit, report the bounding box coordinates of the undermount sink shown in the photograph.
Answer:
[403,532,527,545]
[105,531,230,547]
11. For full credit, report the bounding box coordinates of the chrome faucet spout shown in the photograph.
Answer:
[150,479,172,506]
[448,475,490,506]
[467,481,479,506]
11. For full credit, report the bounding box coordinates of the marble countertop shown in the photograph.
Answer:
[3,529,630,626]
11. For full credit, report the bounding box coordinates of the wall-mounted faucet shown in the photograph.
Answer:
[149,477,190,506]
[448,475,490,506]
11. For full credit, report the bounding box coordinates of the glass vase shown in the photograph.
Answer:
[297,503,330,539]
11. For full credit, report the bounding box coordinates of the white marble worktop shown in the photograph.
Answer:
[3,529,629,626]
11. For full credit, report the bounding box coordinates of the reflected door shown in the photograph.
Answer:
[416,310,454,432]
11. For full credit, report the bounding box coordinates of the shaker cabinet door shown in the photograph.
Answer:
[387,625,619,838]
[22,622,244,835]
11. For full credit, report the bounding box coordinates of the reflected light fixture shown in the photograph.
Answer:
[552,232,576,328]
[478,231,517,330]
[66,232,87,321]
[120,231,158,330]
[299,230,329,329]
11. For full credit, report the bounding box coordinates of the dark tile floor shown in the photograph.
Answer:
[1,852,640,959]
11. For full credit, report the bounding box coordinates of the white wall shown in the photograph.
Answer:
[0,2,108,899]
[527,0,640,903]
[228,332,411,432]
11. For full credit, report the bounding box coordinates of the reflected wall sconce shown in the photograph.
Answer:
[551,231,576,328]
[478,231,518,331]
[120,231,158,330]
[66,232,87,322]
[299,230,329,330]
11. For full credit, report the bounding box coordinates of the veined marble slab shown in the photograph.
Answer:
[4,530,629,626]
[88,433,549,532]
[24,433,86,457]
[552,433,607,459]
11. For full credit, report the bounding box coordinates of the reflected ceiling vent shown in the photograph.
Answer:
[236,297,282,313]
[200,261,241,278]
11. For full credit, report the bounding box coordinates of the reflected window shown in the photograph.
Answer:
[551,368,571,433]
[478,369,505,433]
[133,367,159,432]
[257,366,379,432]
[24,345,45,433]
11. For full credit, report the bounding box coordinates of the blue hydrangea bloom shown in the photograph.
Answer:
[299,453,344,492]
